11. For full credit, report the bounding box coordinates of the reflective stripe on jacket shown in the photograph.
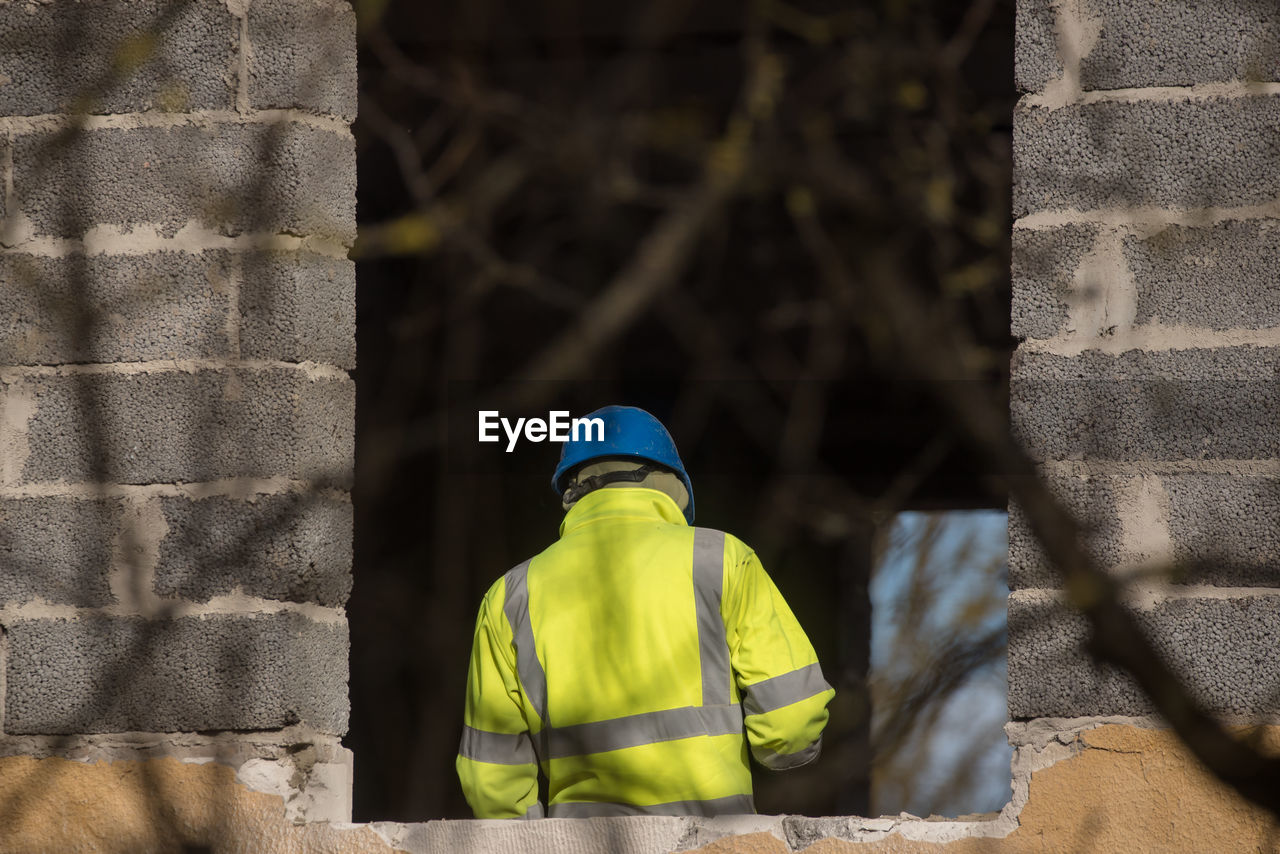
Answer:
[456,487,834,819]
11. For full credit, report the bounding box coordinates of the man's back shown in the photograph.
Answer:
[535,489,704,728]
[458,485,833,818]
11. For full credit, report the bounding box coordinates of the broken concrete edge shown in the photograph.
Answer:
[10,723,1279,852]
[0,726,352,824]
[362,809,1008,852]
[358,716,1166,853]
[3,720,1269,849]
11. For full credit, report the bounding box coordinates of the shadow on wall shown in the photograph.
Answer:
[0,0,357,845]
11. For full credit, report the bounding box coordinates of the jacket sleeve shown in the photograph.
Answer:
[723,543,835,770]
[456,579,543,818]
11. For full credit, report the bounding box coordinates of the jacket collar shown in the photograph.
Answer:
[559,487,688,538]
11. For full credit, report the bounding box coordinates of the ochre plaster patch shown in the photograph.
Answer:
[0,755,397,854]
[694,725,1280,853]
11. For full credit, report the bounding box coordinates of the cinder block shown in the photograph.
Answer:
[16,368,353,485]
[1126,221,1280,330]
[240,251,355,369]
[1008,474,1124,589]
[1011,224,1099,339]
[1009,594,1280,719]
[1029,0,1280,92]
[248,0,357,121]
[1163,475,1280,586]
[1082,0,1280,90]
[1016,0,1280,94]
[1014,0,1061,94]
[1012,474,1280,589]
[1014,96,1280,216]
[12,124,355,243]
[4,613,348,734]
[0,497,118,607]
[0,251,234,365]
[1011,346,1280,462]
[0,0,237,115]
[154,493,352,606]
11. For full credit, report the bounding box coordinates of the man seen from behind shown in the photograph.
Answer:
[457,405,834,818]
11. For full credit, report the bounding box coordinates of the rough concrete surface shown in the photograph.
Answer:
[1014,472,1280,588]
[1011,346,1280,462]
[1162,475,1280,585]
[240,250,356,368]
[3,612,349,734]
[248,0,358,121]
[0,0,359,848]
[381,815,698,854]
[1125,219,1280,329]
[1009,593,1280,719]
[0,496,119,606]
[1013,0,1061,94]
[0,0,238,116]
[0,248,354,367]
[1014,220,1280,341]
[1013,96,1280,216]
[1011,224,1100,339]
[11,123,356,243]
[1008,475,1123,589]
[1039,0,1280,92]
[154,492,353,606]
[1015,0,1280,92]
[0,251,234,365]
[13,367,353,485]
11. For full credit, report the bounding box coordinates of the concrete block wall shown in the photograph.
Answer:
[1009,0,1280,731]
[0,0,357,828]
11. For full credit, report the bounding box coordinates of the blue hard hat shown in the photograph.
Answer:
[552,405,694,523]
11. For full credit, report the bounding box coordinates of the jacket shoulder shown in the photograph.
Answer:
[690,526,756,565]
[479,557,531,609]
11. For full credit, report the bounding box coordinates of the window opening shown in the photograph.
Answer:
[870,510,1011,818]
[351,0,1016,822]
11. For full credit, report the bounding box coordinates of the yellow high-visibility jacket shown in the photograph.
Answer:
[457,487,834,819]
